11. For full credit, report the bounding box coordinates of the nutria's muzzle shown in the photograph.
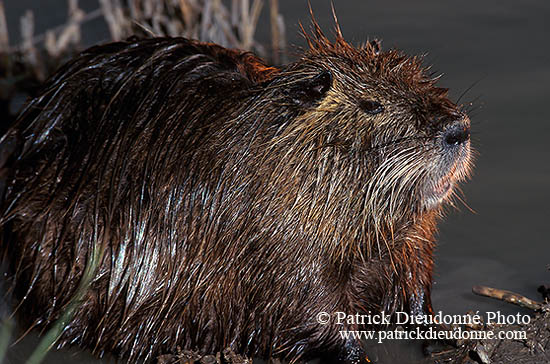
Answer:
[422,116,472,210]
[442,117,470,149]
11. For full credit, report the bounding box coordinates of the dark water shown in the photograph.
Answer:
[2,1,549,363]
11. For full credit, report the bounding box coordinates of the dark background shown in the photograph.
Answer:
[2,1,549,363]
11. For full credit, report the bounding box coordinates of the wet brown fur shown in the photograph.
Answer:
[0,16,472,364]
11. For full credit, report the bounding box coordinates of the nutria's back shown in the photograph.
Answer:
[0,23,471,363]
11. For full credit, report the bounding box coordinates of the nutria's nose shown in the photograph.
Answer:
[442,119,470,147]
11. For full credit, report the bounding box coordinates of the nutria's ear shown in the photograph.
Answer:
[288,70,332,106]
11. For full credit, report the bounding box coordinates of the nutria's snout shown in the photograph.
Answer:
[421,116,472,211]
[442,118,470,148]
[441,116,471,167]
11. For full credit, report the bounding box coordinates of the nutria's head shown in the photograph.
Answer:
[259,22,472,239]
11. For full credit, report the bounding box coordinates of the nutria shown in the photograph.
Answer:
[0,17,472,364]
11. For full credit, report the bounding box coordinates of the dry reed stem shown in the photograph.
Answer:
[45,0,84,58]
[0,1,8,51]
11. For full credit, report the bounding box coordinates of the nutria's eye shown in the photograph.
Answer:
[360,100,384,115]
